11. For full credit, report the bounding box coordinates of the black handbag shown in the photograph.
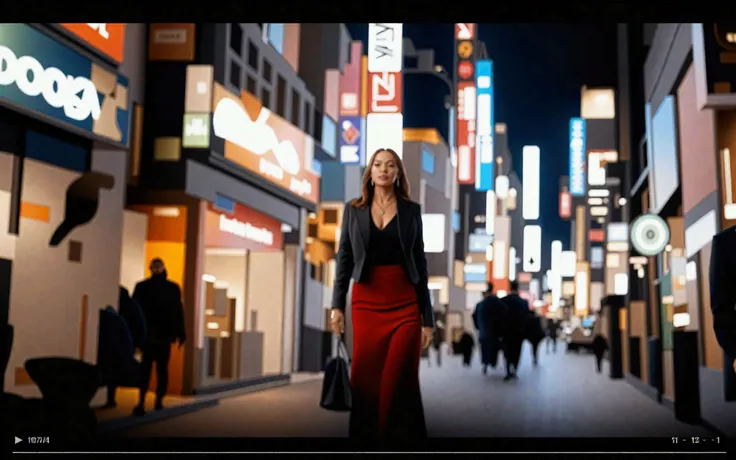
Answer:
[320,335,352,412]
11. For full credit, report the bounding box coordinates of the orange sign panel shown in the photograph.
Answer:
[204,203,283,251]
[211,83,320,204]
[60,23,126,63]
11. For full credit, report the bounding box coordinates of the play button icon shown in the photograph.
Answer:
[15,436,22,444]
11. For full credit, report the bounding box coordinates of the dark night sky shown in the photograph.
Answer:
[347,24,618,270]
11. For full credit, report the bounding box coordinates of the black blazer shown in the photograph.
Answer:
[709,226,736,357]
[331,197,435,328]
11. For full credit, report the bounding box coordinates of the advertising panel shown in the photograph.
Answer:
[148,23,196,61]
[211,83,320,204]
[367,24,403,73]
[455,23,477,185]
[339,41,363,165]
[523,224,542,273]
[339,116,362,164]
[522,146,540,220]
[422,213,446,253]
[204,201,283,251]
[650,96,680,214]
[475,59,494,191]
[366,24,403,160]
[0,23,130,146]
[569,118,586,196]
[559,190,572,219]
[59,23,126,64]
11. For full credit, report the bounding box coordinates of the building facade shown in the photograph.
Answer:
[1,23,136,402]
[126,23,324,395]
[619,22,736,435]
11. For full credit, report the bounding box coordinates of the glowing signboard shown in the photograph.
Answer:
[569,118,586,196]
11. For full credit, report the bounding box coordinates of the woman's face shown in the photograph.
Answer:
[370,150,399,187]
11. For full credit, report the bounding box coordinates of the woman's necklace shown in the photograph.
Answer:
[374,196,395,215]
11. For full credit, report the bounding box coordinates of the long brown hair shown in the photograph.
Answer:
[350,148,411,209]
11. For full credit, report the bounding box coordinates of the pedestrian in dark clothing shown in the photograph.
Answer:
[546,319,560,353]
[98,306,139,408]
[458,332,475,367]
[525,309,545,366]
[472,282,507,375]
[591,316,608,373]
[102,287,147,408]
[500,281,529,380]
[132,258,186,416]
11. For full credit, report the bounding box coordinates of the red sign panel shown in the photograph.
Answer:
[589,229,605,243]
[367,71,403,114]
[458,61,474,80]
[559,191,572,219]
[205,202,283,251]
[455,23,476,40]
[456,81,476,184]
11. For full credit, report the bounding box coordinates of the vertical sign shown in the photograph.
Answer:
[339,41,364,165]
[475,59,494,191]
[366,24,404,161]
[569,118,586,196]
[522,145,540,220]
[455,23,477,184]
[559,189,572,219]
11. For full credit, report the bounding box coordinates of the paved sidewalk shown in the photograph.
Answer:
[115,342,712,438]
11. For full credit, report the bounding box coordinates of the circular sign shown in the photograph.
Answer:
[458,61,474,80]
[630,213,670,256]
[457,41,474,59]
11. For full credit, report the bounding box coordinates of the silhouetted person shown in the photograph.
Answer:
[500,281,529,380]
[472,283,507,374]
[132,259,185,416]
[525,309,545,366]
[98,306,138,409]
[546,319,560,353]
[709,229,736,399]
[591,315,608,373]
[431,326,443,367]
[49,171,114,246]
[458,332,475,367]
[103,287,147,408]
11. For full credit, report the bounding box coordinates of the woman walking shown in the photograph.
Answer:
[329,148,435,447]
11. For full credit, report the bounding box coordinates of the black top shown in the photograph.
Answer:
[367,215,403,266]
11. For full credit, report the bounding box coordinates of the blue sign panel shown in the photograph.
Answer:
[0,23,130,146]
[339,115,362,165]
[422,149,435,174]
[475,60,494,192]
[569,117,586,196]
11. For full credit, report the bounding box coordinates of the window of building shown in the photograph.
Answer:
[229,23,243,56]
[304,101,312,135]
[261,87,271,109]
[262,59,272,83]
[291,88,301,127]
[276,75,287,118]
[246,74,257,95]
[422,150,436,174]
[229,60,241,88]
[313,108,323,143]
[323,209,338,225]
[247,40,259,71]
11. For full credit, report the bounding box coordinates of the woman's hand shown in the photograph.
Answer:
[330,309,345,335]
[421,327,433,349]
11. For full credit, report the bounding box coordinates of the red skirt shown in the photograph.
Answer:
[349,264,427,444]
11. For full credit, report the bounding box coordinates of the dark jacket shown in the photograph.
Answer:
[501,293,529,337]
[525,311,545,344]
[119,286,147,349]
[709,227,736,357]
[331,197,434,328]
[473,295,506,340]
[97,307,138,386]
[133,275,186,345]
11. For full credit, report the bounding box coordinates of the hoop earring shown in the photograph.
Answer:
[370,179,374,186]
[395,177,399,186]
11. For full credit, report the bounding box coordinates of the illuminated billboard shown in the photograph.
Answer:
[422,213,446,253]
[522,146,540,220]
[522,225,542,273]
[559,189,572,219]
[338,41,364,165]
[366,24,403,160]
[569,118,586,196]
[485,190,496,235]
[475,59,494,191]
[455,23,477,184]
